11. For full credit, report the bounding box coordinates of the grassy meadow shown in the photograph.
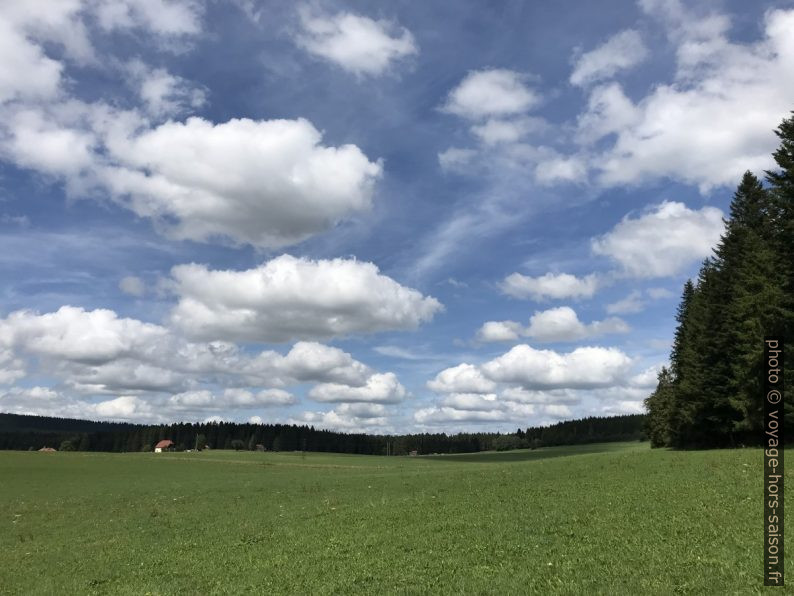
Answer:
[0,442,788,594]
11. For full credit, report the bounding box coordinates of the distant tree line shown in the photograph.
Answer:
[645,113,794,449]
[0,412,646,454]
[521,414,646,448]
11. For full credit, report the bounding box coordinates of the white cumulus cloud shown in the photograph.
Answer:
[101,116,383,247]
[291,402,391,432]
[442,69,540,120]
[168,255,442,343]
[427,363,497,394]
[295,8,417,76]
[3,109,383,248]
[439,392,499,411]
[524,307,628,342]
[0,305,167,364]
[481,344,633,390]
[168,388,296,411]
[308,373,406,404]
[477,307,629,343]
[591,201,725,278]
[476,320,524,343]
[414,406,513,424]
[500,272,599,301]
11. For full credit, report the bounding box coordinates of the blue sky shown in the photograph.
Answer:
[0,0,792,433]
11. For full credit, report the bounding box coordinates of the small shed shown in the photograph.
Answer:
[154,439,174,453]
[255,444,266,452]
[38,447,56,452]
[409,450,418,457]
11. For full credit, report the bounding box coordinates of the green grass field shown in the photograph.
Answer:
[1,442,789,594]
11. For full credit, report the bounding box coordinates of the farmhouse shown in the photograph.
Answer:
[154,440,174,453]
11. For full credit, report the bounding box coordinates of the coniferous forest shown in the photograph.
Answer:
[644,113,794,448]
[0,412,646,454]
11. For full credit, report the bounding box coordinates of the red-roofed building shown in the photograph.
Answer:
[154,440,174,453]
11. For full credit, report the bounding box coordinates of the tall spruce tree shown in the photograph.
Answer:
[766,112,794,309]
[714,172,788,441]
[670,280,695,382]
[667,279,701,447]
[673,261,742,447]
[765,113,794,428]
